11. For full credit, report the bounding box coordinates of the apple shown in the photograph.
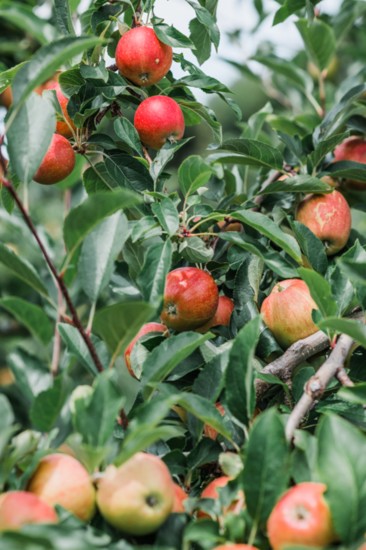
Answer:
[96,452,175,535]
[217,219,244,232]
[198,476,245,519]
[333,136,366,189]
[124,322,168,378]
[295,190,351,255]
[260,279,318,348]
[39,77,76,138]
[160,267,219,331]
[213,545,259,550]
[33,134,75,185]
[0,86,12,109]
[196,296,234,333]
[203,402,225,440]
[0,491,58,531]
[134,95,185,149]
[27,453,96,521]
[267,482,337,549]
[115,26,172,87]
[172,482,188,513]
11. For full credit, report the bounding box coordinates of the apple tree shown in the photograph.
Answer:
[0,0,366,548]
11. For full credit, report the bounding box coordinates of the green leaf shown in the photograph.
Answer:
[273,0,307,25]
[93,301,155,357]
[153,21,195,49]
[232,209,302,263]
[298,267,338,319]
[8,350,52,403]
[179,236,214,264]
[309,132,349,169]
[7,93,55,184]
[151,197,179,236]
[136,240,173,307]
[63,189,141,260]
[317,413,366,542]
[207,138,284,170]
[325,160,366,183]
[189,18,211,64]
[78,212,129,302]
[243,408,290,525]
[0,297,53,345]
[150,139,192,184]
[141,332,212,395]
[180,100,222,144]
[113,118,143,156]
[0,395,16,460]
[186,0,220,49]
[252,54,311,93]
[337,259,366,286]
[316,317,366,348]
[291,221,328,275]
[296,18,336,71]
[30,376,68,432]
[0,62,27,94]
[177,393,233,441]
[0,2,57,45]
[58,324,109,376]
[339,383,366,406]
[54,0,75,36]
[0,243,49,298]
[225,316,262,426]
[178,155,213,197]
[261,175,333,195]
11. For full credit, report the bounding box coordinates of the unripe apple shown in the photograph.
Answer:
[134,95,185,149]
[96,452,175,535]
[115,26,173,87]
[33,134,75,185]
[260,279,318,348]
[196,296,234,333]
[40,78,76,138]
[172,482,188,513]
[267,482,337,549]
[161,267,219,331]
[124,322,168,378]
[333,136,366,189]
[0,86,12,109]
[0,491,58,531]
[27,453,96,521]
[198,476,245,519]
[213,545,259,550]
[296,190,351,255]
[203,402,225,440]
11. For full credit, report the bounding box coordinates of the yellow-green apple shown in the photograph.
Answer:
[203,403,225,440]
[124,322,168,378]
[96,452,175,535]
[161,267,219,331]
[172,482,188,513]
[0,87,12,109]
[134,95,185,149]
[213,545,259,550]
[260,279,318,348]
[0,491,58,531]
[267,482,337,549]
[295,190,351,255]
[115,26,172,87]
[38,76,76,138]
[33,134,75,185]
[198,476,245,519]
[196,296,234,333]
[27,453,96,521]
[333,136,366,189]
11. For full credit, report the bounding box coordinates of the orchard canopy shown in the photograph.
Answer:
[0,0,366,549]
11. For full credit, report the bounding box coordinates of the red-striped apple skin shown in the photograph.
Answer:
[0,491,58,531]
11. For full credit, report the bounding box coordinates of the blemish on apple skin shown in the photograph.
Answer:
[178,279,188,288]
[313,204,337,229]
[155,58,160,64]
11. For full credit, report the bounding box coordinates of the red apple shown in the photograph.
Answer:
[33,134,75,185]
[115,26,172,87]
[0,86,12,109]
[124,322,168,378]
[196,296,234,333]
[260,279,318,348]
[198,476,245,519]
[172,482,188,513]
[161,267,219,331]
[27,453,96,521]
[96,452,175,535]
[213,545,259,550]
[295,190,351,255]
[203,402,225,440]
[134,95,185,149]
[0,491,58,531]
[40,77,76,138]
[267,482,337,549]
[333,136,366,189]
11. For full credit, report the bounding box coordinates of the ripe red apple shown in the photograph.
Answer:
[33,134,75,185]
[333,136,366,189]
[134,95,185,149]
[0,491,58,531]
[260,279,318,348]
[27,453,96,521]
[39,77,76,138]
[115,26,172,87]
[124,322,168,378]
[96,452,175,535]
[295,190,351,255]
[172,482,188,513]
[196,296,234,333]
[161,267,219,331]
[198,476,245,519]
[213,545,259,550]
[0,86,12,109]
[203,402,225,440]
[267,482,337,549]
